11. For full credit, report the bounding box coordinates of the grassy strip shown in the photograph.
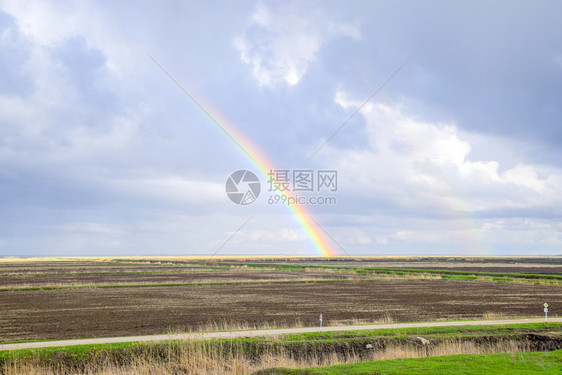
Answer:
[258,349,562,375]
[1,274,559,292]
[0,269,225,278]
[220,262,562,282]
[6,259,558,282]
[0,262,559,291]
[115,257,562,265]
[2,323,560,357]
[0,277,433,292]
[0,342,139,361]
[277,323,562,343]
[358,267,562,280]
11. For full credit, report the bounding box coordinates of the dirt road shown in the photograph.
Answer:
[1,317,559,351]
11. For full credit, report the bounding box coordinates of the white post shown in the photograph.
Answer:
[320,313,323,330]
[544,303,548,323]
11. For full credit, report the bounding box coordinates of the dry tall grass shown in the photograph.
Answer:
[330,312,394,326]
[1,336,538,375]
[172,313,398,334]
[178,318,306,333]
[370,337,530,361]
[482,311,507,320]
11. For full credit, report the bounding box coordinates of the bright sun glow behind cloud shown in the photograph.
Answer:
[234,3,359,87]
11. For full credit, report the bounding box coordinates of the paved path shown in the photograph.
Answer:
[1,317,559,351]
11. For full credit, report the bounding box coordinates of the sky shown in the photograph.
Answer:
[1,1,562,257]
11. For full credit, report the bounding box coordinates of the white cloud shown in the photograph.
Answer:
[108,176,225,206]
[0,1,135,75]
[0,3,154,172]
[348,229,372,245]
[329,97,562,214]
[243,228,303,243]
[234,3,359,87]
[502,164,546,193]
[482,218,562,246]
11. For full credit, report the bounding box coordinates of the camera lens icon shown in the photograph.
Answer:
[225,170,261,205]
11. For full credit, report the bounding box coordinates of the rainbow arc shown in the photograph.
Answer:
[149,55,337,257]
[202,101,337,257]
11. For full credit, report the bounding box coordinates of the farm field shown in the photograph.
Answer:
[0,257,560,343]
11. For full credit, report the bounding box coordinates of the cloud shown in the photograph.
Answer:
[0,12,34,96]
[234,2,359,87]
[1,1,561,256]
[329,93,562,217]
[0,1,135,74]
[243,228,303,243]
[108,175,225,206]
[0,42,136,171]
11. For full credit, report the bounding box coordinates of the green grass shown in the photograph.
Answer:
[2,321,560,346]
[0,270,222,278]
[2,323,560,373]
[0,342,140,361]
[440,275,478,281]
[277,323,562,343]
[323,265,562,281]
[0,277,438,292]
[2,260,559,292]
[255,350,562,375]
[2,323,560,359]
[216,262,562,285]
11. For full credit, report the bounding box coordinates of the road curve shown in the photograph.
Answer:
[1,317,560,351]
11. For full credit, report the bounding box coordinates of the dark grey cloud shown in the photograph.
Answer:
[54,36,119,114]
[353,1,562,155]
[0,11,33,96]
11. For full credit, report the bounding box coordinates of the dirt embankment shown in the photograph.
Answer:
[1,331,560,372]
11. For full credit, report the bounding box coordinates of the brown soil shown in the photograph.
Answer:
[0,280,560,342]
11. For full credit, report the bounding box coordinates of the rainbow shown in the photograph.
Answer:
[200,101,338,257]
[149,56,337,256]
